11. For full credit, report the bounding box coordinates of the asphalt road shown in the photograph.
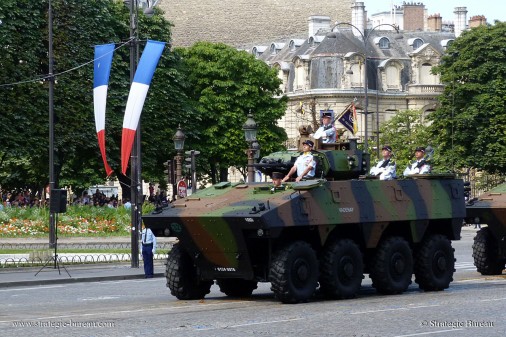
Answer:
[1,227,504,337]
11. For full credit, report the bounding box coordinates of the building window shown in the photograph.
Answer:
[379,37,390,49]
[413,38,424,50]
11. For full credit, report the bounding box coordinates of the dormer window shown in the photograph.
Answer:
[379,37,390,49]
[407,38,425,50]
[413,38,424,50]
[440,39,455,50]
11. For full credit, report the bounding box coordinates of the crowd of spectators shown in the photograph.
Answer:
[1,184,169,210]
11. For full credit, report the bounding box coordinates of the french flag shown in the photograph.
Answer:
[121,40,166,175]
[93,44,115,176]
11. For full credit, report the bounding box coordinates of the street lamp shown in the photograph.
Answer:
[242,113,258,182]
[336,23,400,155]
[173,126,185,183]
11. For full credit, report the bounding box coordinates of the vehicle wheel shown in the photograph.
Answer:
[269,241,319,304]
[414,234,455,291]
[473,228,505,275]
[370,236,413,294]
[320,239,364,299]
[216,279,258,297]
[165,244,213,300]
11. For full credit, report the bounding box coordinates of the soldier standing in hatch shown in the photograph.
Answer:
[311,112,336,143]
[403,146,431,175]
[270,172,286,191]
[370,145,397,180]
[282,140,316,182]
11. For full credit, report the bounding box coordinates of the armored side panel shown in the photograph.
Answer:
[466,183,506,259]
[143,177,465,280]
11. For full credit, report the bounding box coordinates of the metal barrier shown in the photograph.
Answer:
[0,243,173,268]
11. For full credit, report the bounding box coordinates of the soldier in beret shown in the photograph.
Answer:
[370,145,397,180]
[282,140,316,182]
[403,146,431,175]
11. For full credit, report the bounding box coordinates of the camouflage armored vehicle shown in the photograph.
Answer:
[143,136,466,303]
[465,183,506,275]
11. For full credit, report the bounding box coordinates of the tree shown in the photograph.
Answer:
[0,1,194,195]
[429,21,506,173]
[379,109,430,174]
[177,42,288,183]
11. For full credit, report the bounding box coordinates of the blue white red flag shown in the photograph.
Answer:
[93,43,115,176]
[121,40,166,174]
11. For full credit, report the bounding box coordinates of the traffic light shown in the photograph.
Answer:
[184,150,200,193]
[163,159,175,185]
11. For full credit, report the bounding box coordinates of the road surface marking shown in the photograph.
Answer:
[393,329,465,336]
[351,304,440,315]
[0,285,64,292]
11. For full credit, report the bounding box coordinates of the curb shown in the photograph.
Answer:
[0,272,165,288]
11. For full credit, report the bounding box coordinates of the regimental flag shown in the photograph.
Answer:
[121,40,166,175]
[93,44,115,176]
[337,103,359,135]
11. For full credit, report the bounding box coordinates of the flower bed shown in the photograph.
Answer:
[0,204,154,237]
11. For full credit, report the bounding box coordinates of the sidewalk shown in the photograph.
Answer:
[0,236,173,288]
[0,261,166,288]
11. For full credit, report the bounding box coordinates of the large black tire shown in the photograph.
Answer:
[217,279,258,297]
[269,241,319,304]
[319,239,364,299]
[370,236,413,295]
[165,244,213,300]
[414,234,455,291]
[473,228,505,275]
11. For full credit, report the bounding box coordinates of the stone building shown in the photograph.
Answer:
[158,0,352,47]
[245,2,488,150]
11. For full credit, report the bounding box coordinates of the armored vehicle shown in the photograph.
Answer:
[465,183,506,275]
[143,136,466,303]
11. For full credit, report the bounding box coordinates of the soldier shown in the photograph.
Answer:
[270,172,286,191]
[312,112,336,143]
[403,146,431,175]
[282,140,316,182]
[141,223,157,278]
[370,145,397,180]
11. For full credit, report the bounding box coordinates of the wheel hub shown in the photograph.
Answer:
[392,252,405,274]
[435,251,447,271]
[340,257,354,278]
[294,258,309,282]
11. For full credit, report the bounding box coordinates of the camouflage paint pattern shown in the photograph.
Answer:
[143,175,465,279]
[465,183,506,254]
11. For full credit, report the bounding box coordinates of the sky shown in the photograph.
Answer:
[363,0,506,23]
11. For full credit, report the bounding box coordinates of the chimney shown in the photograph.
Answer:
[403,2,425,31]
[454,7,468,37]
[469,15,487,28]
[307,15,331,37]
[427,13,442,32]
[351,2,366,37]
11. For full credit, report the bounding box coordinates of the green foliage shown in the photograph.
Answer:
[176,42,288,183]
[0,1,192,194]
[429,22,506,173]
[379,109,430,175]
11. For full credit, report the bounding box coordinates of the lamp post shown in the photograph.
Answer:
[47,0,56,248]
[242,113,258,182]
[336,23,400,154]
[173,126,185,183]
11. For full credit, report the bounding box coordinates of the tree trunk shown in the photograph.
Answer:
[219,166,228,182]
